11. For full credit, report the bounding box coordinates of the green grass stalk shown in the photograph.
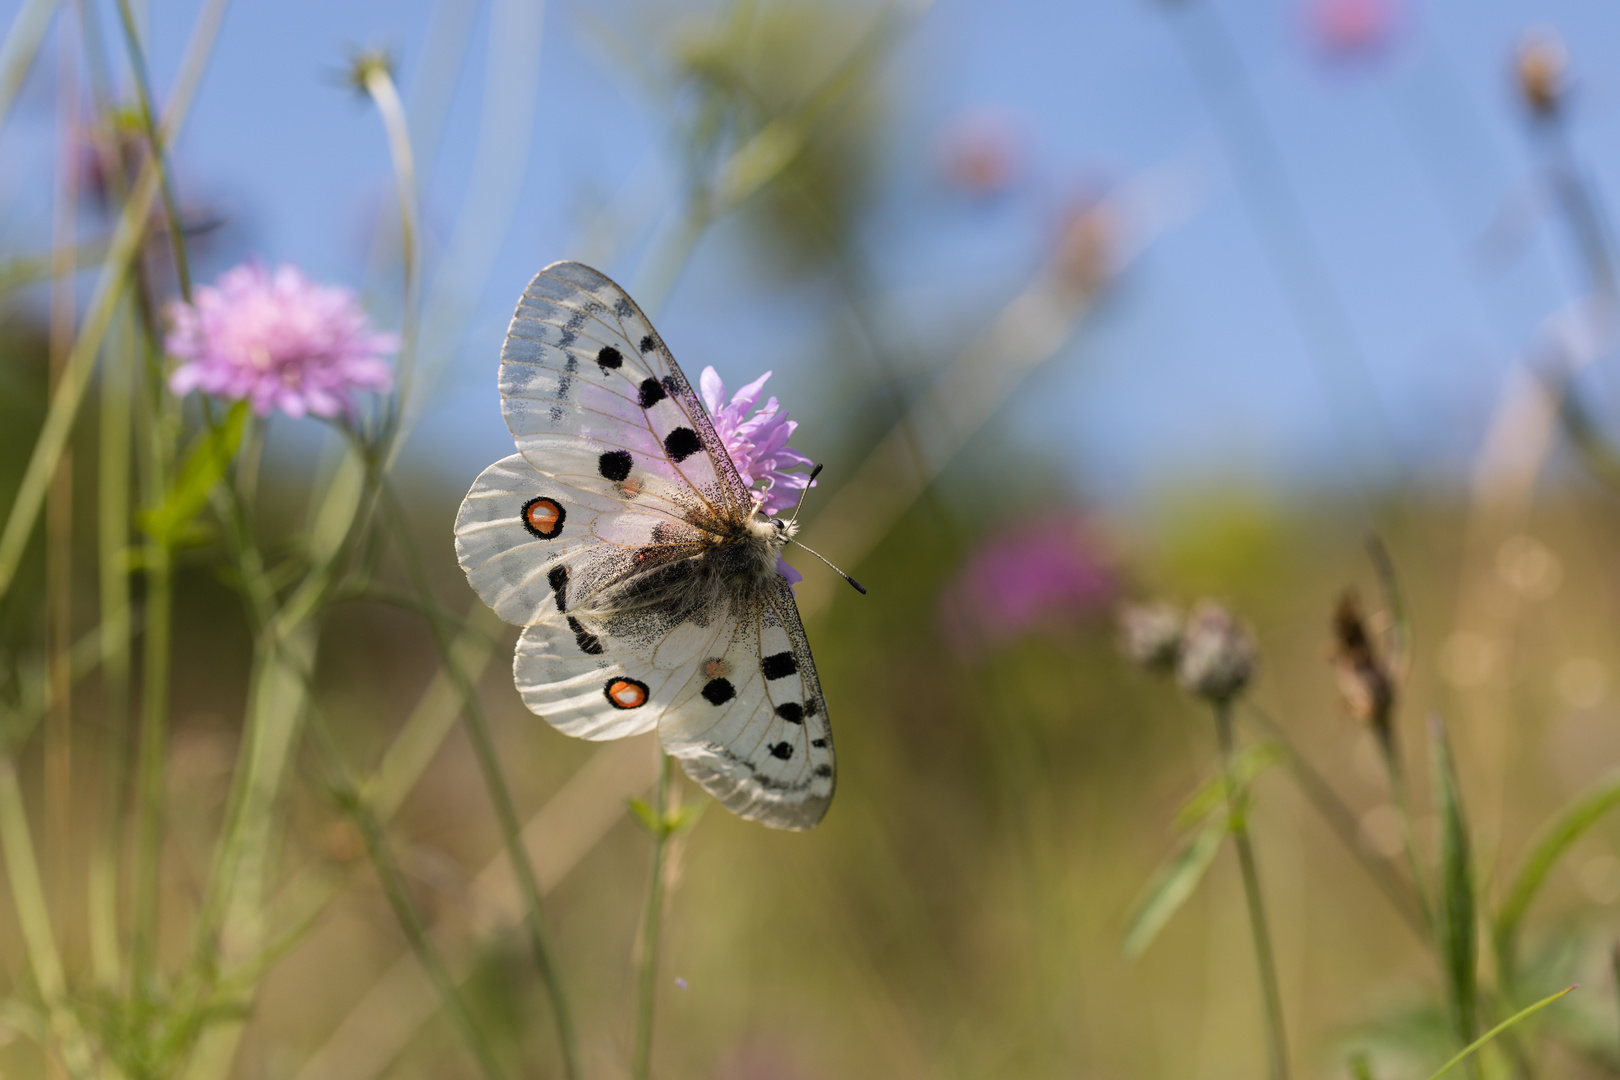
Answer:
[90,298,138,985]
[633,752,677,1080]
[129,516,172,989]
[1215,701,1290,1080]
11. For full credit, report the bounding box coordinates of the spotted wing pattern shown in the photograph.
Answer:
[459,262,836,829]
[455,453,704,627]
[658,577,834,830]
[499,261,754,524]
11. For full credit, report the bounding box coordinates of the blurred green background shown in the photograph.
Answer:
[7,0,1620,1077]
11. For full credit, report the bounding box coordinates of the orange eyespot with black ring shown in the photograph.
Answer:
[521,496,566,539]
[604,677,649,710]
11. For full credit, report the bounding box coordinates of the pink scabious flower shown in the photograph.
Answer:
[700,366,815,516]
[939,514,1115,656]
[166,262,397,419]
[700,366,815,586]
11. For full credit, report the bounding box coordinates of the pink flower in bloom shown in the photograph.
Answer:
[940,514,1115,655]
[166,262,397,419]
[700,367,815,516]
[700,366,815,586]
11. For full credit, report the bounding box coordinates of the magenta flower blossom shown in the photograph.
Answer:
[939,514,1115,655]
[166,262,397,419]
[700,367,815,516]
[700,366,815,586]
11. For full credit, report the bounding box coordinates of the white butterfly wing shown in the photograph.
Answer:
[499,262,754,524]
[454,454,704,627]
[462,261,837,829]
[658,578,835,830]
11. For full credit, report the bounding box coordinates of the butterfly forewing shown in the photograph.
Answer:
[500,263,753,522]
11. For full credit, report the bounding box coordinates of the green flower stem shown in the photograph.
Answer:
[633,752,677,1080]
[89,300,136,985]
[302,702,508,1080]
[0,754,98,1078]
[359,60,420,440]
[129,515,173,990]
[113,0,193,300]
[1379,741,1432,932]
[1215,701,1291,1080]
[378,488,581,1080]
[1244,705,1426,936]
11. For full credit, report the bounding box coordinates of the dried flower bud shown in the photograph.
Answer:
[1118,601,1183,673]
[1329,591,1395,744]
[1516,30,1567,118]
[1175,601,1256,704]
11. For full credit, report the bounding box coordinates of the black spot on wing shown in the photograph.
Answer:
[564,353,579,373]
[567,616,603,655]
[769,742,794,760]
[762,652,797,680]
[661,374,683,395]
[613,297,634,318]
[547,565,569,612]
[638,377,667,408]
[702,678,735,705]
[812,738,827,748]
[639,334,656,354]
[596,345,623,370]
[664,427,702,463]
[775,702,804,725]
[598,450,633,482]
[814,764,832,778]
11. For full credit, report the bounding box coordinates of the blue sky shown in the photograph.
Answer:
[3,0,1619,505]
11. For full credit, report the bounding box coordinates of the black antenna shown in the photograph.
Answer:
[787,463,823,526]
[787,536,867,595]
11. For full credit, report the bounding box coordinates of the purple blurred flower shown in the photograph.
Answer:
[700,367,815,516]
[166,262,397,419]
[940,515,1115,654]
[1306,0,1398,60]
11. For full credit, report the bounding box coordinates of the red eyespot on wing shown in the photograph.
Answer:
[703,658,730,680]
[604,677,649,710]
[521,496,565,539]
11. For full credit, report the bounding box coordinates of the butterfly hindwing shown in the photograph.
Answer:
[454,453,704,626]
[500,262,753,522]
[513,614,733,742]
[660,577,835,831]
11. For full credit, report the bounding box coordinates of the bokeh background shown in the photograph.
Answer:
[6,0,1620,1077]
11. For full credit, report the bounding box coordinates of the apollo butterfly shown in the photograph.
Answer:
[453,262,840,829]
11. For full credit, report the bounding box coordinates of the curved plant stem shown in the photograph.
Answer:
[1424,986,1575,1080]
[1215,701,1290,1080]
[632,752,677,1080]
